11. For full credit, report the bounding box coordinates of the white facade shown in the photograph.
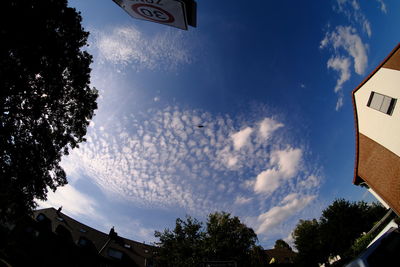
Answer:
[354,67,400,157]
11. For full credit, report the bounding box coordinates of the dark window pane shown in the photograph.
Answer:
[108,248,123,259]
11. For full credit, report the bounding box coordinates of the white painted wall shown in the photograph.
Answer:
[355,67,400,157]
[368,187,390,209]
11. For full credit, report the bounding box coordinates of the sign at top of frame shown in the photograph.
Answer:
[113,0,191,30]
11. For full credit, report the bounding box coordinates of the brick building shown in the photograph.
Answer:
[352,43,400,215]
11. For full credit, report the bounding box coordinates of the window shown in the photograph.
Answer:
[367,91,396,115]
[124,243,131,249]
[107,248,123,260]
[79,228,87,233]
[78,237,89,246]
[36,213,47,222]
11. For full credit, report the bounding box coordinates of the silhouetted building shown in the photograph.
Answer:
[352,43,400,215]
[263,247,297,265]
[1,207,157,266]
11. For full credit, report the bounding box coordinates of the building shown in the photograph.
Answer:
[352,43,400,215]
[263,247,297,265]
[2,207,157,266]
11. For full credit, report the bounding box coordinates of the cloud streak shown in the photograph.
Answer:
[376,0,387,13]
[320,26,368,110]
[321,0,385,110]
[333,0,372,37]
[256,194,316,236]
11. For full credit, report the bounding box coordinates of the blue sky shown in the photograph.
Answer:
[38,0,400,248]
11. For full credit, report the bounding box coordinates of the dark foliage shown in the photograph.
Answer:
[154,212,259,267]
[292,199,387,267]
[204,212,258,265]
[0,0,98,223]
[292,219,324,267]
[274,239,292,251]
[155,216,205,267]
[319,199,386,258]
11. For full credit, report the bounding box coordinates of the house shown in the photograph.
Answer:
[352,43,400,215]
[263,247,297,265]
[2,207,157,266]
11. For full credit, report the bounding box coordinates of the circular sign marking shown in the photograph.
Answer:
[131,4,175,23]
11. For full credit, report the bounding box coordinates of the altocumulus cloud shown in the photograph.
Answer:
[91,25,193,71]
[61,105,322,241]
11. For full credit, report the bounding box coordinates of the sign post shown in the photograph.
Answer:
[113,0,196,30]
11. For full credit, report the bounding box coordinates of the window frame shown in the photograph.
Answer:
[107,248,124,260]
[367,91,397,115]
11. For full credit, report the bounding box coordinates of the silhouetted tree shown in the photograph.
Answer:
[274,239,292,251]
[292,219,324,267]
[204,212,258,265]
[155,212,259,267]
[155,216,205,267]
[292,199,387,266]
[0,0,98,224]
[319,199,386,260]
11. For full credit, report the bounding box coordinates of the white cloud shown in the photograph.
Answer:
[93,25,193,71]
[376,0,387,13]
[281,193,298,204]
[321,26,368,75]
[258,118,284,140]
[227,156,238,167]
[254,148,302,195]
[254,169,282,195]
[235,196,252,205]
[272,148,302,178]
[300,175,321,189]
[362,20,372,38]
[283,232,295,251]
[36,184,101,220]
[351,0,360,10]
[105,216,157,244]
[326,56,350,110]
[231,127,253,150]
[321,26,368,110]
[256,194,315,235]
[333,0,372,37]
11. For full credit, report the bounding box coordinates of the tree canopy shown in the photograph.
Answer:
[154,212,259,267]
[274,239,292,251]
[0,0,98,223]
[292,199,387,266]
